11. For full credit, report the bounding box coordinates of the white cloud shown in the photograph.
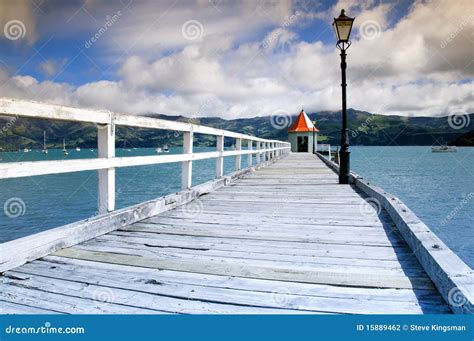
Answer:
[0,0,472,119]
[38,59,68,77]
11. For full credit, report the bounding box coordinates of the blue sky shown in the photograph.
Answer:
[0,0,472,118]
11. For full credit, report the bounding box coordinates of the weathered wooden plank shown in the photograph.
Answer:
[136,220,401,239]
[0,280,161,314]
[124,223,404,247]
[142,217,396,232]
[0,300,58,314]
[78,238,422,270]
[3,272,305,314]
[53,248,434,290]
[72,240,427,276]
[99,232,414,261]
[146,214,389,228]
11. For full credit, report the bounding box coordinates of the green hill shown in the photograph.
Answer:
[0,109,472,151]
[450,130,474,146]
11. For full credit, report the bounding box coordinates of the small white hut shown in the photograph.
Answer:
[288,109,319,153]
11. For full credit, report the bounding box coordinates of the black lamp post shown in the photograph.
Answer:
[332,9,354,184]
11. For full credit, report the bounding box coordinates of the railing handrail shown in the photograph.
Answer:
[0,98,291,213]
[0,98,285,143]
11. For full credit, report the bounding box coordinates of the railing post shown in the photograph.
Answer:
[235,138,242,170]
[182,130,193,189]
[97,123,115,214]
[216,135,224,178]
[247,140,253,168]
[266,142,270,161]
[256,141,261,165]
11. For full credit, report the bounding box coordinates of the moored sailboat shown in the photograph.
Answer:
[42,131,48,154]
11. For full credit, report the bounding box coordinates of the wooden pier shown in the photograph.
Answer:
[0,99,472,314]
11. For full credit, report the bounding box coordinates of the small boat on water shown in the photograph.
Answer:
[63,139,69,155]
[42,131,48,154]
[23,148,30,153]
[155,147,163,153]
[163,145,169,153]
[432,145,457,153]
[76,147,81,152]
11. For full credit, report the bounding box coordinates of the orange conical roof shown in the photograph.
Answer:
[288,109,319,132]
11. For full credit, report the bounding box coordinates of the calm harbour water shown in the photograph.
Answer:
[1,146,473,268]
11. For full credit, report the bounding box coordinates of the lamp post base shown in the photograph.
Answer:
[338,150,350,184]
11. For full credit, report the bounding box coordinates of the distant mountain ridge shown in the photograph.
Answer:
[0,109,472,151]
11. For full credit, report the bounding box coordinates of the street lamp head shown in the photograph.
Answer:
[333,9,355,44]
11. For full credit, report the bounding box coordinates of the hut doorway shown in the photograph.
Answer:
[297,136,308,152]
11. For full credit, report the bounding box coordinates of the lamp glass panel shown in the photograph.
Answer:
[336,20,352,41]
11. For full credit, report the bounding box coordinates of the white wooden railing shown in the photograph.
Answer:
[0,98,290,214]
